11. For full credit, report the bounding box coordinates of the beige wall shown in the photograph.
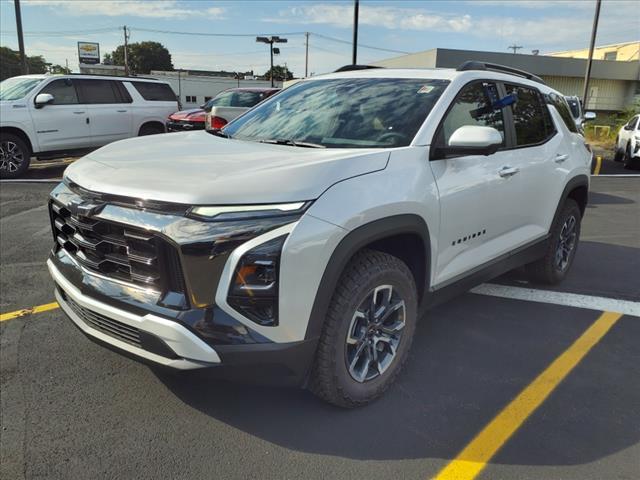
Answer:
[548,42,640,61]
[542,76,638,111]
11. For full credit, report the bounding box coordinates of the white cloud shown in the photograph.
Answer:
[264,4,474,33]
[22,0,219,19]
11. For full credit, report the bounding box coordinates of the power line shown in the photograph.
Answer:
[310,32,410,55]
[130,27,307,38]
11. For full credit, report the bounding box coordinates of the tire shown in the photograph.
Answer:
[0,133,31,179]
[310,249,418,408]
[138,123,165,136]
[613,140,623,162]
[526,198,581,285]
[623,143,639,170]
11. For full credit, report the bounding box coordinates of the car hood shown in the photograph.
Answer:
[64,131,390,205]
[170,108,204,120]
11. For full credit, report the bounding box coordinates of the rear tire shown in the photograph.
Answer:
[310,249,417,408]
[623,143,639,170]
[526,198,581,285]
[138,123,165,136]
[0,133,31,179]
[613,138,623,162]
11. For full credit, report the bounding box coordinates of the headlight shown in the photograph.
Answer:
[227,235,287,326]
[189,202,309,221]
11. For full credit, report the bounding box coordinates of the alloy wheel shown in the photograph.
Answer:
[0,141,25,174]
[345,285,406,383]
[555,215,577,271]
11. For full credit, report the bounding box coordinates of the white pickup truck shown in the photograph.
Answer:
[0,74,178,178]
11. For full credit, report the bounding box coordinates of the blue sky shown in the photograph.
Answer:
[0,0,638,76]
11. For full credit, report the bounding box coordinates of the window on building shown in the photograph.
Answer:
[603,51,617,61]
[185,95,196,103]
[204,96,212,102]
[131,81,176,101]
[435,81,506,149]
[505,84,555,145]
[39,79,79,104]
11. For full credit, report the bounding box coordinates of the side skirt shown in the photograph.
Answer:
[422,235,549,313]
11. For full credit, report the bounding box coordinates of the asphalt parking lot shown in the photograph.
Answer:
[1,174,638,480]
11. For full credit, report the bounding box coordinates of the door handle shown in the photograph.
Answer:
[554,154,569,163]
[73,111,85,114]
[498,166,520,178]
[117,109,127,113]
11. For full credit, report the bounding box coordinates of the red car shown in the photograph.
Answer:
[167,87,279,132]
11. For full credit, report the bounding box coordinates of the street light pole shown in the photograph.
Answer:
[14,0,28,75]
[256,36,287,87]
[270,43,274,87]
[352,0,359,64]
[582,0,602,110]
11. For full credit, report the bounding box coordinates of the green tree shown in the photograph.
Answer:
[263,65,293,82]
[108,41,173,74]
[0,46,48,80]
[50,64,71,74]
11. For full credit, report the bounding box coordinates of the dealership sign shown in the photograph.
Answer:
[78,42,100,64]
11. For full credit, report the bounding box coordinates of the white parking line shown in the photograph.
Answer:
[472,284,640,317]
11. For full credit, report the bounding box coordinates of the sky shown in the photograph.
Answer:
[0,0,638,77]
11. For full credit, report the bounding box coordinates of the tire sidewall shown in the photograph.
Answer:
[550,201,582,282]
[331,266,417,402]
[0,134,31,179]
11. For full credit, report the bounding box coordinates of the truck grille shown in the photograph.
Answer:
[50,200,181,292]
[60,288,141,347]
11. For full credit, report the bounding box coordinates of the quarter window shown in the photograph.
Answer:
[505,84,554,145]
[436,81,505,150]
[628,116,639,130]
[39,79,79,105]
[132,81,176,101]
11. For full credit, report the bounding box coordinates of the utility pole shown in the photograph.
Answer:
[582,0,602,110]
[123,25,130,76]
[305,32,309,77]
[14,0,28,74]
[65,58,69,73]
[352,0,359,64]
[508,44,523,54]
[270,43,274,86]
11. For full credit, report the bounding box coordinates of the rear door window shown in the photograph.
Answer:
[505,84,555,146]
[76,79,120,104]
[39,79,79,105]
[131,81,176,101]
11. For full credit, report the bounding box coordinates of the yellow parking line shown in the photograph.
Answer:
[594,155,602,175]
[432,311,623,480]
[0,302,59,322]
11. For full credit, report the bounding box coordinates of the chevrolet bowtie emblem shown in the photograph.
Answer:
[67,199,106,217]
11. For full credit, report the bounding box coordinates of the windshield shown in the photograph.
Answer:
[566,98,581,119]
[224,78,449,148]
[0,77,43,101]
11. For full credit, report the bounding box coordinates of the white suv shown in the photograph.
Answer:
[0,74,178,178]
[46,62,590,407]
[614,114,640,169]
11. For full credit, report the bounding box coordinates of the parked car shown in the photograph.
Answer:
[204,87,279,131]
[614,114,640,169]
[0,74,178,178]
[564,95,596,134]
[166,105,208,132]
[47,62,590,407]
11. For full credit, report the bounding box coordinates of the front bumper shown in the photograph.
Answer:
[166,120,205,132]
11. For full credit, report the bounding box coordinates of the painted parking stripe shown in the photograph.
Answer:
[472,284,640,317]
[432,311,623,480]
[0,302,59,322]
[593,156,602,175]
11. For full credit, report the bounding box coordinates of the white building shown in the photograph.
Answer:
[149,70,281,107]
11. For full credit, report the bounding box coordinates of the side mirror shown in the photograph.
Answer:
[583,111,596,122]
[199,104,205,109]
[34,93,54,109]
[444,125,503,156]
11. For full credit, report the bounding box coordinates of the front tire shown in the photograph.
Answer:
[0,133,31,179]
[310,249,417,408]
[613,138,623,162]
[623,143,639,170]
[138,123,165,136]
[526,198,581,285]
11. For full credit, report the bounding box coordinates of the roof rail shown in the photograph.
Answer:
[65,72,160,81]
[334,65,383,73]
[456,61,546,85]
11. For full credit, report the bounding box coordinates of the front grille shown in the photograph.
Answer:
[60,288,141,347]
[50,200,181,292]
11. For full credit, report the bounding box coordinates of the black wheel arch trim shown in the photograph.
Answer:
[304,214,431,341]
[554,174,589,221]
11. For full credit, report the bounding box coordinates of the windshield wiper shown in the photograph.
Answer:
[208,129,232,139]
[259,138,326,148]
